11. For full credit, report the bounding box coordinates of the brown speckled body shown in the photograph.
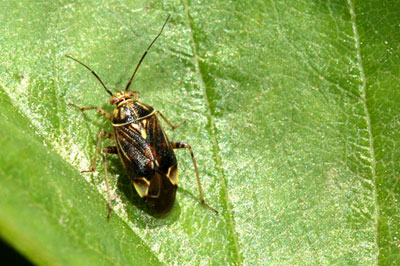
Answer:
[113,100,178,215]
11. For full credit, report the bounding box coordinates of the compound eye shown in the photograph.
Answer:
[110,97,118,105]
[127,91,135,98]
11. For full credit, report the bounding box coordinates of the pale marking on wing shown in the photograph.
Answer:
[131,123,140,131]
[147,184,161,198]
[117,99,134,107]
[133,177,150,198]
[142,119,148,128]
[127,124,141,137]
[149,161,154,169]
[134,109,156,122]
[112,109,155,127]
[136,102,150,110]
[118,127,136,142]
[117,127,155,165]
[167,164,178,185]
[112,131,127,170]
[113,108,119,119]
[140,128,148,139]
[115,131,132,163]
[120,110,126,120]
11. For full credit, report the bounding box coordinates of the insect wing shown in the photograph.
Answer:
[113,104,177,181]
[114,121,154,177]
[147,114,177,169]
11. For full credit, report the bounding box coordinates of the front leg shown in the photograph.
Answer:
[68,103,112,121]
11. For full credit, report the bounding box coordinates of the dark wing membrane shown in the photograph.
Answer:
[114,111,177,180]
[135,102,154,118]
[145,114,177,174]
[114,123,155,177]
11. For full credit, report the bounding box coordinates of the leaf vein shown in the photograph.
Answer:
[183,0,242,264]
[347,0,379,260]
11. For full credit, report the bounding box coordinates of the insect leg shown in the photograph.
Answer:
[102,146,118,219]
[82,131,114,173]
[68,103,112,121]
[155,111,185,130]
[171,142,218,214]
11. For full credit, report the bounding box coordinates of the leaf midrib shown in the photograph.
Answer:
[183,0,243,264]
[347,0,379,260]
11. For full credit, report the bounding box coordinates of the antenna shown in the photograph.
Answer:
[125,14,170,92]
[65,55,113,96]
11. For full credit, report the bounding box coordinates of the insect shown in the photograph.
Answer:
[66,15,217,218]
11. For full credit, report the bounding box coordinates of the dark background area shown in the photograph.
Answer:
[0,238,33,265]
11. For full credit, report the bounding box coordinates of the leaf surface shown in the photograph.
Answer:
[0,0,399,265]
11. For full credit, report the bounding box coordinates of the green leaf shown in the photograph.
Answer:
[0,0,399,265]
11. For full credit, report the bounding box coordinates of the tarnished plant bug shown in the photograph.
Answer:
[67,15,217,218]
